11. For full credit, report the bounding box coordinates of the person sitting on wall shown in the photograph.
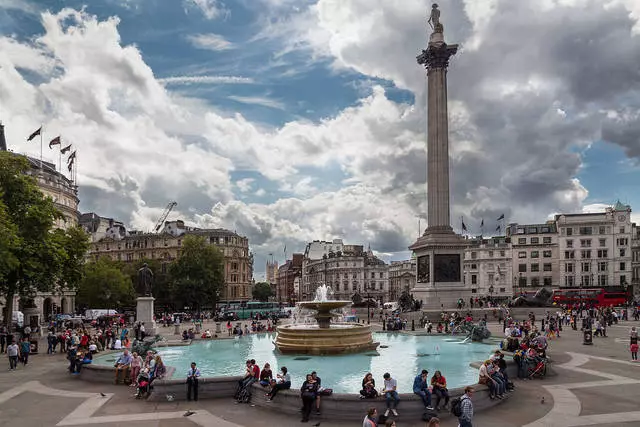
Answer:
[359,372,378,399]
[114,349,133,385]
[266,366,291,401]
[413,369,434,410]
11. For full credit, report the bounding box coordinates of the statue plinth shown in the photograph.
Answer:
[136,296,157,337]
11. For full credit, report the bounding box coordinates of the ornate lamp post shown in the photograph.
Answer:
[489,285,494,302]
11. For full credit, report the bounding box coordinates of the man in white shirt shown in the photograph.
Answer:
[382,372,400,417]
[7,341,18,370]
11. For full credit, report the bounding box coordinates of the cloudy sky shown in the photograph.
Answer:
[1,0,640,279]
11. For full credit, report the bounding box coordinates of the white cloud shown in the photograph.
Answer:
[183,0,228,20]
[157,75,254,85]
[227,95,285,110]
[187,33,234,51]
[236,178,254,192]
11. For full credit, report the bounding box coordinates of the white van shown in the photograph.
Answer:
[12,311,24,327]
[383,302,399,311]
[84,309,118,320]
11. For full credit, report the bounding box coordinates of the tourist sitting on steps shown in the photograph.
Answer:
[311,371,322,415]
[360,372,378,399]
[266,366,291,401]
[300,373,319,423]
[382,372,400,417]
[260,363,273,386]
[478,360,500,399]
[113,349,132,385]
[431,370,449,410]
[413,369,434,410]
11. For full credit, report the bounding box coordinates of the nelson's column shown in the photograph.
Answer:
[409,4,470,309]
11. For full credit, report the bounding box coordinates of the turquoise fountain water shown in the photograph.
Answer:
[95,333,493,393]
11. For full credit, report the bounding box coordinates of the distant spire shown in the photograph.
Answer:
[0,122,7,151]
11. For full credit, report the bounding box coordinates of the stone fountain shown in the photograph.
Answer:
[275,285,379,355]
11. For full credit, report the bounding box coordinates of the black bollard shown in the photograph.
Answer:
[411,319,415,331]
[583,329,593,345]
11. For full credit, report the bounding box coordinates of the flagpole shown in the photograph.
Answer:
[39,123,43,170]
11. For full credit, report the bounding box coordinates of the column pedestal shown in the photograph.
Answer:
[136,297,157,337]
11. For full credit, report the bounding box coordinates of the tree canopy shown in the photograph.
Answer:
[0,152,89,328]
[76,257,134,309]
[169,235,225,311]
[252,282,273,302]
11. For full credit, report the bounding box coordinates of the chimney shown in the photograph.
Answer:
[0,122,7,151]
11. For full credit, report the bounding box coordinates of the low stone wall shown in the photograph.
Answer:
[147,375,242,402]
[80,362,176,384]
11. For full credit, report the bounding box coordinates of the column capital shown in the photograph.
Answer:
[417,42,458,70]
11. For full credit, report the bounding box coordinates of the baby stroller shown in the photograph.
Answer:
[527,358,547,379]
[135,369,151,399]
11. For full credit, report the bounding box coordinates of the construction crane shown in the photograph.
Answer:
[154,201,177,233]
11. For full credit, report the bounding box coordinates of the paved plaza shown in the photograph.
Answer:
[1,319,640,427]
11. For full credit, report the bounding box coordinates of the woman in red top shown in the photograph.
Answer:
[430,370,450,410]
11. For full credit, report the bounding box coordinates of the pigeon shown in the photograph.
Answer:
[166,394,175,402]
[100,393,107,397]
[313,423,321,427]
[183,410,196,417]
[541,396,545,404]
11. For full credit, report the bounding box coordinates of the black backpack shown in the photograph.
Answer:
[450,396,464,417]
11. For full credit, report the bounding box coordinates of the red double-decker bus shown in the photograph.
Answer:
[552,288,629,307]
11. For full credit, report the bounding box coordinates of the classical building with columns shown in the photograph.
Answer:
[388,259,416,301]
[463,236,513,301]
[85,218,254,302]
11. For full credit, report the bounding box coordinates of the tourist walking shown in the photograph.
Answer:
[19,337,30,365]
[7,340,18,370]
[362,407,377,426]
[382,372,400,417]
[457,386,474,427]
[187,362,200,401]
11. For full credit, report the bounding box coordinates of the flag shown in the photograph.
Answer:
[60,144,72,154]
[27,127,42,141]
[497,213,505,221]
[67,151,76,164]
[283,245,287,254]
[481,219,484,227]
[49,136,61,149]
[67,159,74,172]
[462,220,467,232]
[496,225,500,232]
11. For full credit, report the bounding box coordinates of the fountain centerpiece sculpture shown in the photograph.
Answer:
[275,285,379,355]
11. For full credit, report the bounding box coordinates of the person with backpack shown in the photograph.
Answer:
[451,386,474,427]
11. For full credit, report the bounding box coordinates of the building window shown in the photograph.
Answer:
[517,227,525,234]
[541,226,551,233]
[370,272,375,279]
[518,238,526,245]
[565,251,575,259]
[598,262,608,272]
[543,263,552,272]
[530,237,539,244]
[597,249,608,258]
[598,275,608,286]
[488,251,494,257]
[471,252,477,259]
[531,251,539,258]
[617,238,629,246]
[598,226,605,235]
[566,276,575,286]
[518,264,527,273]
[500,250,505,257]
[565,263,574,273]
[543,250,552,258]
[579,227,592,235]
[527,227,538,234]
[620,262,626,271]
[566,228,573,236]
[531,277,540,287]
[567,240,573,248]
[543,237,552,244]
[518,251,527,258]
[519,277,527,286]
[379,272,384,278]
[471,263,478,270]
[543,277,552,287]
[620,249,626,257]
[500,287,506,293]
[580,239,591,247]
[621,275,627,285]
[581,262,590,272]
[471,275,477,284]
[581,250,591,259]
[620,226,625,234]
[531,264,539,272]
[471,288,478,294]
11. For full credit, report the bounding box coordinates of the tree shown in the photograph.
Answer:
[0,152,90,329]
[169,235,225,312]
[252,282,273,302]
[76,257,134,309]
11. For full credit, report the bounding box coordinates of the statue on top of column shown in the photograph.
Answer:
[428,3,443,33]
[137,263,154,297]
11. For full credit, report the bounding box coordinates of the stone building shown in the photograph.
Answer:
[632,223,640,296]
[86,218,253,302]
[555,203,633,290]
[276,254,303,303]
[0,123,79,322]
[506,222,559,294]
[463,236,514,299]
[388,259,416,301]
[301,244,389,303]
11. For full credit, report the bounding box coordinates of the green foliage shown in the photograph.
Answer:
[77,257,135,308]
[0,152,90,328]
[169,235,225,311]
[252,282,273,302]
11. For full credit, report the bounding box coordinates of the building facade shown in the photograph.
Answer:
[506,223,559,294]
[301,245,389,303]
[388,259,416,302]
[276,254,303,303]
[632,223,640,295]
[556,204,633,290]
[463,236,514,298]
[86,218,253,301]
[266,259,279,285]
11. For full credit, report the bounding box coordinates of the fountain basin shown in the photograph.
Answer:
[275,323,379,355]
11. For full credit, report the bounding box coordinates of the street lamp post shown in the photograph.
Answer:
[489,285,494,302]
[367,285,371,325]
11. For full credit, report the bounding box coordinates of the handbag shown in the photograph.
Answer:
[319,388,333,396]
